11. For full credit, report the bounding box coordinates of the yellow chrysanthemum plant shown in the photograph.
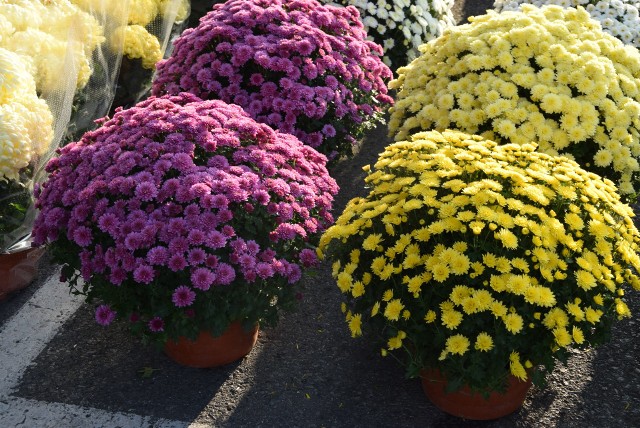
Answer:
[388,5,640,198]
[318,130,640,394]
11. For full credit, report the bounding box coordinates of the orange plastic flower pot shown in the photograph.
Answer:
[0,247,44,301]
[163,321,259,368]
[420,369,532,420]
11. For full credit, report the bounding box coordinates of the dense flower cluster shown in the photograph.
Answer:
[109,25,162,69]
[33,93,339,345]
[152,0,393,162]
[494,1,640,48]
[324,0,455,70]
[389,5,640,195]
[73,0,190,69]
[319,130,640,393]
[0,49,53,183]
[0,0,104,93]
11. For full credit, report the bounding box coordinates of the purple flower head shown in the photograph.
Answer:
[299,248,319,268]
[72,226,93,247]
[133,264,155,284]
[191,267,216,290]
[147,246,169,265]
[215,263,236,285]
[172,285,196,308]
[95,305,116,326]
[188,248,207,265]
[148,317,165,332]
[135,181,158,201]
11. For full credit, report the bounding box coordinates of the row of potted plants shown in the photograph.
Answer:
[319,3,640,419]
[32,0,392,366]
[11,0,640,421]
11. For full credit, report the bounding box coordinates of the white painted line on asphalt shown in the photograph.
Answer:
[0,396,187,428]
[0,272,83,393]
[0,273,191,427]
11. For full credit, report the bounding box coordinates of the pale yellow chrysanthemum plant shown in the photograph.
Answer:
[0,48,53,183]
[388,5,640,196]
[318,129,640,393]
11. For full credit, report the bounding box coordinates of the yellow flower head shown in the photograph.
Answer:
[348,313,362,338]
[503,313,524,334]
[384,299,405,321]
[445,334,470,356]
[441,309,464,330]
[474,332,494,352]
[509,351,528,381]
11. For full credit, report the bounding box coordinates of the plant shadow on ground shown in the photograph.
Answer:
[14,303,241,421]
[213,122,527,428]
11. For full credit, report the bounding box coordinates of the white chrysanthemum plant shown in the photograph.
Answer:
[0,48,54,253]
[494,0,640,48]
[324,0,456,71]
[389,5,640,198]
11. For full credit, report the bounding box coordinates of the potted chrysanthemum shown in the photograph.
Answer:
[322,0,456,70]
[318,129,640,419]
[33,93,339,367]
[0,48,54,299]
[152,0,394,163]
[494,0,640,48]
[388,5,640,197]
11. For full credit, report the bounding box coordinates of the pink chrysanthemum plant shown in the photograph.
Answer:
[151,0,394,163]
[33,93,339,346]
[389,5,640,198]
[318,130,640,394]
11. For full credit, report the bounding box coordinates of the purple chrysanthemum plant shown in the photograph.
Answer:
[152,0,394,164]
[33,93,339,345]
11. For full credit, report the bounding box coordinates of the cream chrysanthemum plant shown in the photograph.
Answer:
[318,129,640,393]
[0,48,53,182]
[73,0,190,69]
[389,5,640,196]
[494,0,640,48]
[0,0,104,94]
[324,0,455,70]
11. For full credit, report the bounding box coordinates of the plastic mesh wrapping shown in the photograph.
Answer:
[0,0,190,256]
[106,0,192,111]
[0,0,106,254]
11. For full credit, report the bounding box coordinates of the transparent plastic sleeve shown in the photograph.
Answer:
[0,0,127,255]
[110,0,192,111]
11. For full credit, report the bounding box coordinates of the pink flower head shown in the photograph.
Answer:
[172,285,196,307]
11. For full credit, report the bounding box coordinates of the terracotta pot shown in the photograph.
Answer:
[420,369,532,420]
[0,247,45,301]
[164,321,259,368]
